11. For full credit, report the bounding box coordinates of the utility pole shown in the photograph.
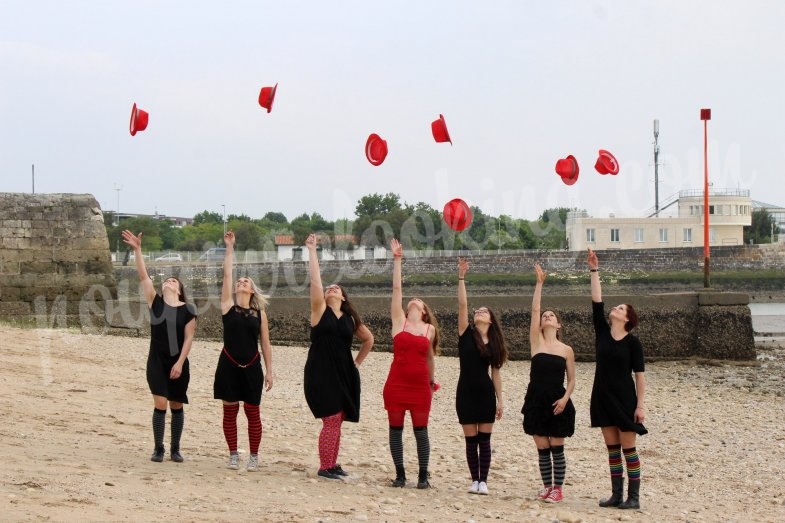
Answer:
[32,164,35,194]
[114,184,123,226]
[653,120,660,217]
[700,108,712,288]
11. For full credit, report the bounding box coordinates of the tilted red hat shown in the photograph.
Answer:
[555,155,580,186]
[443,198,473,231]
[431,114,452,145]
[594,149,619,175]
[365,133,388,166]
[129,103,149,136]
[258,83,278,113]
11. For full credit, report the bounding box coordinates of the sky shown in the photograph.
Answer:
[1,1,783,223]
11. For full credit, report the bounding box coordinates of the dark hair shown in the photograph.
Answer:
[541,310,563,341]
[624,303,639,332]
[336,285,364,333]
[472,309,508,368]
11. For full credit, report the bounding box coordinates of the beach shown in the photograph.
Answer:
[1,325,784,523]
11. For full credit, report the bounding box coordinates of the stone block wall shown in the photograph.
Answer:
[0,193,116,327]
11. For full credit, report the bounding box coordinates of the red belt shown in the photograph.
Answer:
[222,347,260,368]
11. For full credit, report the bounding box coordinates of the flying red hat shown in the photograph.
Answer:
[443,198,473,231]
[258,83,278,113]
[129,103,149,136]
[365,133,388,166]
[555,155,580,186]
[431,114,452,145]
[595,149,619,175]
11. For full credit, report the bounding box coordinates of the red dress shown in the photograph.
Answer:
[383,326,432,412]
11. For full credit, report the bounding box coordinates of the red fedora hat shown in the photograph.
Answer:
[555,155,580,185]
[258,83,278,113]
[431,114,452,145]
[129,103,149,136]
[443,198,473,231]
[594,149,619,175]
[365,133,388,166]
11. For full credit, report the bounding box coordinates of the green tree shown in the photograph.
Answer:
[262,211,289,224]
[192,210,223,225]
[745,208,779,244]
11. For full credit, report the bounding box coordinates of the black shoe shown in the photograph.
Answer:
[317,468,343,480]
[170,450,184,463]
[416,471,431,489]
[150,446,165,462]
[328,465,349,476]
[391,476,406,488]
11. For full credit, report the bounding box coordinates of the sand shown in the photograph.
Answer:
[1,325,784,523]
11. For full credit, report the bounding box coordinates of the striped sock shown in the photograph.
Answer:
[152,408,166,450]
[477,431,492,482]
[607,444,623,478]
[389,426,404,469]
[537,447,552,487]
[464,435,479,482]
[244,403,262,455]
[413,426,430,477]
[170,408,184,452]
[551,445,566,487]
[623,447,641,481]
[222,403,240,453]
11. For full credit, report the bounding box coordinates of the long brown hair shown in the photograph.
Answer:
[472,308,508,368]
[420,301,441,355]
[335,285,364,333]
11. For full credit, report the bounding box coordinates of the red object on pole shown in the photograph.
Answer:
[701,108,712,287]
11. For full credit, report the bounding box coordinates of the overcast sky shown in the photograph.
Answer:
[1,1,782,223]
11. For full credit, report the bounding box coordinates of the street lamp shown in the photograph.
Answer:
[221,204,227,235]
[114,183,123,226]
[700,108,711,288]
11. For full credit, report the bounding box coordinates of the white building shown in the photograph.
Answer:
[566,188,752,251]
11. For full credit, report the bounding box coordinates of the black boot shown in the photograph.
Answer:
[416,469,431,489]
[598,476,624,507]
[150,445,165,463]
[618,479,640,510]
[391,465,406,487]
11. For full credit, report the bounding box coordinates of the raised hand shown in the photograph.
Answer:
[587,248,598,270]
[535,263,546,284]
[458,257,469,279]
[121,230,142,250]
[305,233,317,251]
[390,238,403,258]
[224,231,235,248]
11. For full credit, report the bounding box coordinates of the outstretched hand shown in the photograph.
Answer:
[224,231,236,248]
[534,263,546,284]
[305,233,317,251]
[390,238,403,258]
[458,257,469,279]
[121,230,142,250]
[587,248,598,270]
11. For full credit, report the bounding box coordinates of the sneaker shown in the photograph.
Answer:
[227,453,239,470]
[317,468,343,480]
[391,476,406,487]
[247,454,259,472]
[150,446,165,463]
[328,465,349,476]
[477,481,489,495]
[468,481,479,494]
[537,486,552,500]
[545,486,563,503]
[170,450,184,463]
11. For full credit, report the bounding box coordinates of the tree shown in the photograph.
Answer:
[192,210,223,226]
[745,208,779,244]
[262,211,288,224]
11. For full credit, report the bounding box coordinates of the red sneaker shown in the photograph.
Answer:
[537,486,552,500]
[545,486,563,503]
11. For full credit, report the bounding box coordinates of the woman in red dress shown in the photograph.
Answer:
[383,239,441,489]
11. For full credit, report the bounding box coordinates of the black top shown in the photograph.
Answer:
[589,301,647,435]
[455,327,496,424]
[223,305,261,363]
[521,353,576,437]
[149,294,197,358]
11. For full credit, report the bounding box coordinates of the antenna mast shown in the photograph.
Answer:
[653,119,660,217]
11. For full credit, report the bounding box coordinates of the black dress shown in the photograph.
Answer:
[590,301,648,435]
[146,294,197,403]
[522,353,576,437]
[213,305,264,405]
[304,308,361,422]
[455,327,496,425]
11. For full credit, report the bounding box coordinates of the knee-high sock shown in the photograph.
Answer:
[152,408,166,449]
[477,431,492,482]
[464,435,479,482]
[623,447,641,481]
[551,444,566,487]
[244,403,262,455]
[537,447,552,487]
[332,411,344,465]
[389,426,404,470]
[607,444,623,478]
[413,426,430,476]
[319,412,343,470]
[170,407,184,452]
[222,403,240,453]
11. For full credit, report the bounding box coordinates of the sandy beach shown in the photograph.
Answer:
[1,325,784,523]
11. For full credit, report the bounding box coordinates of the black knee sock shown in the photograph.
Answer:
[389,426,404,472]
[537,447,552,487]
[464,435,479,481]
[152,408,166,450]
[551,445,566,487]
[477,431,492,482]
[170,407,184,452]
[413,426,430,478]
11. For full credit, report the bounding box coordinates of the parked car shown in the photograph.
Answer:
[199,247,227,261]
[129,253,150,261]
[155,253,183,262]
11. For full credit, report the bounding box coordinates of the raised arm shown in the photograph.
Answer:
[121,230,155,307]
[260,309,274,391]
[390,239,405,334]
[305,233,326,326]
[457,257,469,335]
[529,263,546,351]
[220,232,235,315]
[588,248,602,303]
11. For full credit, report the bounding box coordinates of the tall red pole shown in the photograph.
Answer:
[701,108,711,288]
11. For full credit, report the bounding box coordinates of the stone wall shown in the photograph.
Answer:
[0,193,116,327]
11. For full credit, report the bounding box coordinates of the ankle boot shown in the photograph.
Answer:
[416,469,431,489]
[618,479,640,510]
[598,476,624,507]
[391,465,406,487]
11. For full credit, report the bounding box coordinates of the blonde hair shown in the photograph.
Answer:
[236,276,269,311]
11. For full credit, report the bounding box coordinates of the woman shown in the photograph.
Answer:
[522,263,576,503]
[455,257,507,495]
[213,231,273,472]
[588,248,647,510]
[383,238,441,489]
[121,230,197,463]
[303,233,374,480]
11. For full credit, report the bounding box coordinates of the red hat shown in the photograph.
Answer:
[443,198,473,231]
[258,83,278,113]
[129,103,149,136]
[595,149,619,175]
[555,155,580,186]
[365,133,388,166]
[431,114,452,145]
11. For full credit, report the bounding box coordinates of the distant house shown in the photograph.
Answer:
[752,200,785,243]
[274,235,296,261]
